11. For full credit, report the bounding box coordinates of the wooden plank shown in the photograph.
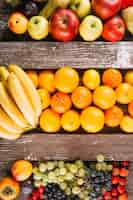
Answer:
[0,42,133,69]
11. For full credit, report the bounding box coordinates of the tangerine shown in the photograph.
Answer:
[55,67,79,93]
[125,70,133,85]
[116,83,133,104]
[26,70,38,88]
[71,86,92,109]
[128,101,133,117]
[80,106,104,133]
[93,86,116,110]
[120,115,133,133]
[83,69,100,90]
[38,88,50,110]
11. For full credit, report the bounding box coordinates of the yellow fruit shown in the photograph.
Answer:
[40,109,61,133]
[61,110,80,132]
[38,88,50,110]
[120,115,133,133]
[116,83,133,104]
[83,69,100,90]
[55,67,79,93]
[26,70,38,88]
[93,86,116,109]
[80,106,104,133]
[0,126,21,140]
[125,70,133,85]
[38,70,55,93]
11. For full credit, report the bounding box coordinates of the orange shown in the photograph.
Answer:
[71,86,92,109]
[128,101,133,117]
[80,106,104,133]
[125,70,133,85]
[61,110,80,132]
[102,68,122,88]
[11,160,33,182]
[26,70,38,88]
[38,70,55,93]
[104,105,124,127]
[51,92,72,114]
[83,69,100,90]
[40,109,61,133]
[116,83,133,104]
[38,88,50,110]
[93,86,116,110]
[55,67,79,93]
[120,115,133,133]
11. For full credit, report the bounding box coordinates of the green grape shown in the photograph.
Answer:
[90,163,96,170]
[78,191,86,199]
[47,161,55,171]
[58,161,65,168]
[68,164,78,174]
[75,160,84,168]
[96,163,102,171]
[77,168,85,177]
[65,172,74,181]
[101,162,107,171]
[65,188,71,196]
[77,178,84,186]
[39,163,47,173]
[58,176,65,183]
[72,186,81,195]
[34,180,42,187]
[96,154,105,162]
[54,168,60,176]
[59,167,67,176]
[33,172,43,180]
[32,167,39,174]
[107,164,113,171]
[60,182,67,190]
[48,171,56,181]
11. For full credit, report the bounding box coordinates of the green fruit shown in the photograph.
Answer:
[75,160,84,168]
[96,154,105,162]
[48,171,56,181]
[107,164,113,171]
[59,167,67,175]
[72,186,81,194]
[60,182,67,190]
[65,187,71,195]
[77,178,84,185]
[34,180,42,187]
[77,168,85,177]
[79,15,103,41]
[70,0,91,18]
[68,164,78,174]
[101,162,107,171]
[65,172,74,180]
[122,7,133,35]
[39,163,47,173]
[33,172,43,180]
[96,163,102,171]
[47,161,55,171]
[58,161,65,168]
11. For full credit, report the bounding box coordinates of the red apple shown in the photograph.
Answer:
[49,8,80,42]
[92,0,122,20]
[102,16,126,42]
[121,0,133,8]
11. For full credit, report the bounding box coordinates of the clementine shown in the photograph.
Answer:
[26,70,38,88]
[71,86,92,109]
[125,70,133,85]
[38,70,55,93]
[40,109,61,133]
[93,86,116,110]
[104,105,124,127]
[51,92,72,114]
[38,88,50,110]
[116,83,133,104]
[61,110,80,132]
[80,106,104,133]
[120,115,133,133]
[83,69,100,90]
[128,101,133,117]
[55,67,79,93]
[102,68,122,88]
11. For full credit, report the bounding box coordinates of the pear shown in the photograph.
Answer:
[122,6,133,35]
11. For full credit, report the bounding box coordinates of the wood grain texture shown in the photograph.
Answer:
[0,42,133,69]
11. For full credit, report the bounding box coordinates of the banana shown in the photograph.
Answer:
[7,73,36,127]
[0,81,30,129]
[0,107,23,134]
[0,67,9,81]
[8,64,42,122]
[0,126,21,140]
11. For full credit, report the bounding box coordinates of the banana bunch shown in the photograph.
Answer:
[0,64,42,140]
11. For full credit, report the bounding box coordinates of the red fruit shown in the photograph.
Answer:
[119,168,129,177]
[104,191,112,200]
[92,0,121,20]
[113,161,120,167]
[112,168,120,176]
[32,190,40,199]
[112,176,119,184]
[49,8,80,42]
[112,198,118,200]
[112,188,118,197]
[121,0,133,8]
[102,16,126,42]
[118,192,128,200]
[119,178,126,186]
[117,185,126,194]
[38,186,45,194]
[121,161,130,167]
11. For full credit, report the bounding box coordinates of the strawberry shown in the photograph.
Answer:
[112,198,118,200]
[118,192,128,200]
[112,168,120,176]
[112,176,119,184]
[111,187,118,196]
[119,168,129,177]
[119,177,126,186]
[117,185,126,194]
[113,161,120,167]
[121,161,129,167]
[104,191,112,200]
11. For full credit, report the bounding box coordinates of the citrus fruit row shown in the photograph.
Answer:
[27,67,133,133]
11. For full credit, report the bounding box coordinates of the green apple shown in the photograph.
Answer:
[122,6,133,35]
[79,15,103,41]
[28,16,48,40]
[70,0,91,18]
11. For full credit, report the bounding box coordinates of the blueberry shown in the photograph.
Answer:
[23,1,39,17]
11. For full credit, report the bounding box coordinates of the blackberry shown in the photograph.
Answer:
[44,183,68,200]
[23,1,39,17]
